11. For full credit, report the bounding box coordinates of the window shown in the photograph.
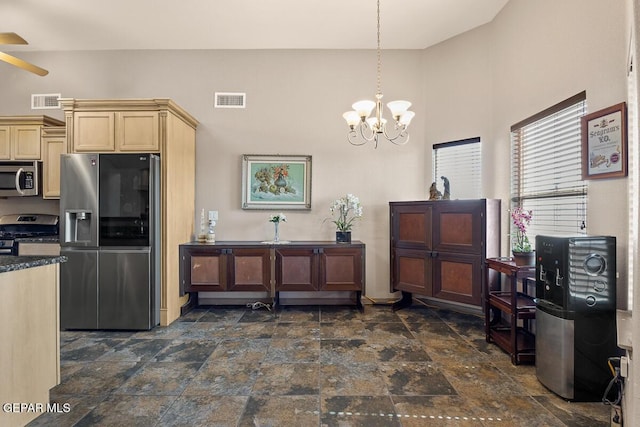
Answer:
[433,137,482,199]
[510,92,587,248]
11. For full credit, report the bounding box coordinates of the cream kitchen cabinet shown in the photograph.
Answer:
[69,110,159,152]
[0,116,64,160]
[41,126,66,199]
[60,98,198,326]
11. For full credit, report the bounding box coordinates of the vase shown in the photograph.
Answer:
[274,173,287,193]
[336,231,351,243]
[512,250,535,266]
[273,222,280,242]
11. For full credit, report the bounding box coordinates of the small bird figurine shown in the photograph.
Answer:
[441,176,450,200]
[429,182,442,200]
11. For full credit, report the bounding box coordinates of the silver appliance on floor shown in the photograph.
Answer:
[60,153,161,330]
[535,235,619,401]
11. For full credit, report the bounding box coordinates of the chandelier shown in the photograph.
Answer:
[342,0,415,148]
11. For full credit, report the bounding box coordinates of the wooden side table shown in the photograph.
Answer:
[485,257,536,364]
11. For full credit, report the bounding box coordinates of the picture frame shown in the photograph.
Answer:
[241,154,312,210]
[581,102,628,180]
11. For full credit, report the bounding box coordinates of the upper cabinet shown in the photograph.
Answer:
[59,99,191,154]
[71,111,159,152]
[41,126,67,199]
[0,116,65,160]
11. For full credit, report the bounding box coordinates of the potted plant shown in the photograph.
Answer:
[510,206,534,266]
[328,194,363,243]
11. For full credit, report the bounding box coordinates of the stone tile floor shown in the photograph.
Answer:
[28,304,611,426]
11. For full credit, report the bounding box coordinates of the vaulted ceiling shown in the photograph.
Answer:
[1,0,509,51]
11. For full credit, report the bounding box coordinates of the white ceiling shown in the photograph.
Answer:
[1,0,509,52]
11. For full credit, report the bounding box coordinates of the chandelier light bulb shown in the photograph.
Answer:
[352,100,376,119]
[342,111,361,128]
[398,111,415,126]
[366,116,387,131]
[387,100,411,118]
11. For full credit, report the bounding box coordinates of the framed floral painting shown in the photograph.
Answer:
[241,154,312,210]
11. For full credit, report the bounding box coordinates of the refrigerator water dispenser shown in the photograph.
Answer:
[64,210,93,243]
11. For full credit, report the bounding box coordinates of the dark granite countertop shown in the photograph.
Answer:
[0,255,67,273]
[15,236,60,244]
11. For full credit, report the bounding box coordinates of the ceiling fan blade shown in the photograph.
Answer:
[0,32,28,45]
[0,51,48,76]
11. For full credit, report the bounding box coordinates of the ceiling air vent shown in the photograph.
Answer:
[31,93,61,109]
[215,92,246,109]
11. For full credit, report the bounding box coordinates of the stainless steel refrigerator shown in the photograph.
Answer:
[60,153,161,330]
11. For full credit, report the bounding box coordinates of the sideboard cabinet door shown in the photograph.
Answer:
[275,247,318,291]
[180,246,227,292]
[227,248,271,292]
[320,246,364,291]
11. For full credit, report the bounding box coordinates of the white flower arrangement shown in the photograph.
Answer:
[329,194,363,232]
[269,212,287,223]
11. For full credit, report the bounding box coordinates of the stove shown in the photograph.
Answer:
[0,214,59,255]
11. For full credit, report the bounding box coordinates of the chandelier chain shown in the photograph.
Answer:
[342,0,413,147]
[376,0,381,96]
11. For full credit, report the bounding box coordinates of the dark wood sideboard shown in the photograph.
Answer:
[179,241,365,313]
[389,199,500,310]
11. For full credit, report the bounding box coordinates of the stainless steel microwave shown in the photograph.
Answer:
[0,161,41,197]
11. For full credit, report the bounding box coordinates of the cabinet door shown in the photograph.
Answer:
[319,246,363,291]
[275,247,318,291]
[182,247,227,292]
[432,200,484,255]
[12,125,41,159]
[392,248,432,295]
[0,126,11,159]
[73,112,116,152]
[116,111,160,152]
[432,252,482,306]
[227,248,271,292]
[42,129,66,199]
[391,203,432,250]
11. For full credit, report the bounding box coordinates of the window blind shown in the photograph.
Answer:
[433,137,481,199]
[510,92,587,245]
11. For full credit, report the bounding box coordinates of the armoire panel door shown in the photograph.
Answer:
[432,252,482,305]
[391,204,433,250]
[433,200,483,255]
[392,248,432,295]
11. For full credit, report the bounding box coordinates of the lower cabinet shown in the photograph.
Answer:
[180,246,271,293]
[180,241,365,309]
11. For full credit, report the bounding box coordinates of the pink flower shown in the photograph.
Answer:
[511,207,533,252]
